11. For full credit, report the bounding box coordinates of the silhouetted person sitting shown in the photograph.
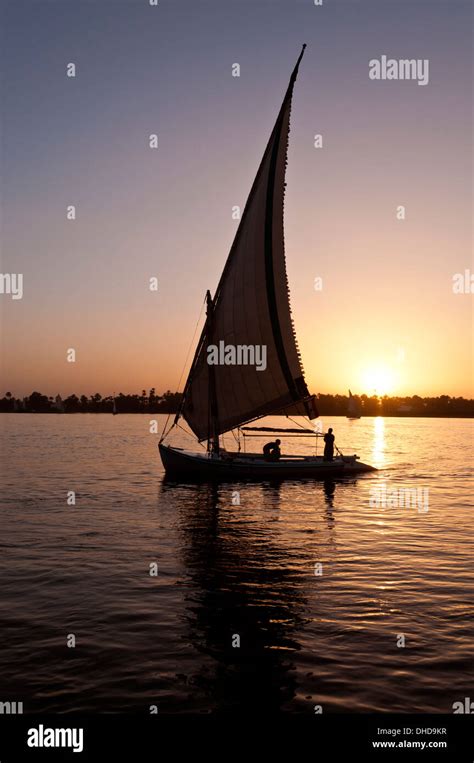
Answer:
[263,438,281,462]
[323,428,335,461]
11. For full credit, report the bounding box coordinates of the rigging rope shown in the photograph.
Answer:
[159,295,207,443]
[286,414,314,431]
[176,422,206,449]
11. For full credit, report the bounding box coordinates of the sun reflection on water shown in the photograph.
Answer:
[372,416,385,466]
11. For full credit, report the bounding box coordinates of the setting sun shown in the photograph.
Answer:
[361,366,396,396]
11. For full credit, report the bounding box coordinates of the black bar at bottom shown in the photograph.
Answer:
[0,713,472,761]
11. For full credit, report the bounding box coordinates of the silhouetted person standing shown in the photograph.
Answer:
[323,428,335,461]
[263,438,281,461]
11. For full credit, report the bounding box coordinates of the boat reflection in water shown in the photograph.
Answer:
[323,479,336,513]
[160,475,357,713]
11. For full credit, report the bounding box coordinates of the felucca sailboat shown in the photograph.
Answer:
[159,45,375,479]
[347,390,362,419]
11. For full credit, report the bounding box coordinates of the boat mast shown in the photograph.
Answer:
[169,44,317,446]
[206,290,220,454]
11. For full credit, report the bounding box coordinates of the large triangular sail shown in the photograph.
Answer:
[178,45,318,442]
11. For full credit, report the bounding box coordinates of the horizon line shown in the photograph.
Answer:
[2,390,473,401]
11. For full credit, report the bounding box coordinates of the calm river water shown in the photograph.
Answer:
[0,414,472,713]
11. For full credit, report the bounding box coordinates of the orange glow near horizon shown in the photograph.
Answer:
[360,365,397,397]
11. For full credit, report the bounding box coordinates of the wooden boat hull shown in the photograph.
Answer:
[159,444,376,480]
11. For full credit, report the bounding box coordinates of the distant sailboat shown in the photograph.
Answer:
[112,395,118,416]
[53,394,65,413]
[347,390,361,420]
[159,46,374,479]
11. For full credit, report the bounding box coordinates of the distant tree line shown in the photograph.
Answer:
[0,389,182,414]
[0,390,472,417]
[317,393,473,417]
